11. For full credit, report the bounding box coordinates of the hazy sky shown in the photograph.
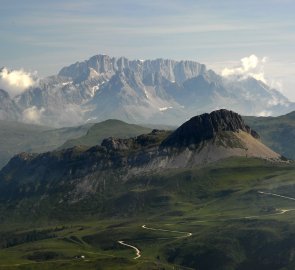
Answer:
[1,0,294,100]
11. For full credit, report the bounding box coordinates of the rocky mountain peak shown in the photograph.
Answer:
[161,109,259,147]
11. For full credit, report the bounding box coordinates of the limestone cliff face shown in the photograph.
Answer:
[58,55,206,84]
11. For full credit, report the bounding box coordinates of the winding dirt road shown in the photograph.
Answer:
[118,224,192,260]
[117,240,141,259]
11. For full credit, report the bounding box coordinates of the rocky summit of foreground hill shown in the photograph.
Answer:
[162,109,259,148]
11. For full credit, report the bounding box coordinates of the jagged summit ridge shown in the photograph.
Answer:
[162,109,259,147]
[58,54,206,84]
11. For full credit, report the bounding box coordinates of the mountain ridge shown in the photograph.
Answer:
[0,110,281,204]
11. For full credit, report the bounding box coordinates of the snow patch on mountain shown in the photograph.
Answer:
[159,106,173,111]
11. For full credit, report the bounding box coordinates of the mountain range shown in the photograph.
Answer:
[1,55,294,127]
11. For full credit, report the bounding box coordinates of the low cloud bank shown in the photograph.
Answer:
[0,68,37,98]
[22,106,45,125]
[22,104,84,127]
[222,55,267,83]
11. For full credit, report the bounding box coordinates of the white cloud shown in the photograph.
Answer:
[22,106,45,124]
[221,54,267,83]
[21,104,85,127]
[0,68,37,98]
[257,110,272,117]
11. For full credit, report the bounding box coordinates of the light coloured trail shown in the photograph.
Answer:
[258,191,295,201]
[117,240,141,259]
[142,224,192,238]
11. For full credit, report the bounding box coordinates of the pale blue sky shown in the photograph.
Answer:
[0,0,294,100]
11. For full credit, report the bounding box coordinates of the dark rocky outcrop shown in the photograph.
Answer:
[101,137,131,151]
[101,129,171,151]
[161,109,259,148]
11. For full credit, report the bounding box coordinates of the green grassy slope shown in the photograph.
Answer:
[0,158,294,269]
[59,119,152,149]
[0,119,151,170]
[244,111,295,159]
[0,120,92,169]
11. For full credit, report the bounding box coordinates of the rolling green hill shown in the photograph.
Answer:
[59,119,152,149]
[0,119,151,169]
[244,111,295,159]
[0,120,93,169]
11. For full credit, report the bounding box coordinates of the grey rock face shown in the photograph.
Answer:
[58,55,206,84]
[0,89,20,121]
